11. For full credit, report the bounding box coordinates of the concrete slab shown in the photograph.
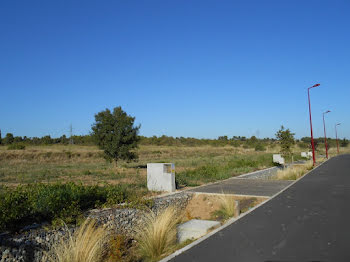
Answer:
[189,178,293,197]
[177,219,221,243]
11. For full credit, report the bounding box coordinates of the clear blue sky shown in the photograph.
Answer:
[1,0,349,139]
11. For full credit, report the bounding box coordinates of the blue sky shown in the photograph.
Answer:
[0,0,349,139]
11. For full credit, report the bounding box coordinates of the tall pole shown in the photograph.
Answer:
[323,110,330,159]
[69,124,73,145]
[308,84,320,166]
[335,123,341,154]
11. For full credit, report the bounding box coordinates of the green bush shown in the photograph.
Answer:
[254,144,266,151]
[7,143,26,150]
[0,183,133,232]
[298,142,309,149]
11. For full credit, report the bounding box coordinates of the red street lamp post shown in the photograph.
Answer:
[323,110,331,159]
[308,83,320,166]
[335,123,341,154]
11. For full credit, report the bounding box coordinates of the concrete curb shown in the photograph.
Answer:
[159,159,329,262]
[192,192,270,199]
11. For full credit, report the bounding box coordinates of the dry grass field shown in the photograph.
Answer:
[0,144,278,187]
[0,144,348,188]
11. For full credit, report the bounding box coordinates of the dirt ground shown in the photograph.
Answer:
[184,193,268,221]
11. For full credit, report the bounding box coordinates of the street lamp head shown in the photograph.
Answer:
[324,110,331,114]
[309,83,320,90]
[336,123,341,126]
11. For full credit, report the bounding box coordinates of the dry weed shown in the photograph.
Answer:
[275,161,313,180]
[136,206,181,261]
[45,219,108,262]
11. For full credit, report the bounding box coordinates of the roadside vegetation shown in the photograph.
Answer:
[212,194,236,220]
[274,161,314,180]
[136,206,181,261]
[45,219,109,262]
[0,182,146,232]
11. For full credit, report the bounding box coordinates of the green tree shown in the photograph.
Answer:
[92,107,140,165]
[275,126,295,157]
[218,136,228,141]
[41,135,53,145]
[3,133,14,145]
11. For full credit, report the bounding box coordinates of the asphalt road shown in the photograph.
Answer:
[170,154,350,262]
[189,178,293,197]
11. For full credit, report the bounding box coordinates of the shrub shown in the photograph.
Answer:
[45,219,108,262]
[7,143,26,150]
[275,126,295,157]
[136,206,180,261]
[298,142,309,149]
[213,194,236,220]
[0,183,132,232]
[254,144,266,151]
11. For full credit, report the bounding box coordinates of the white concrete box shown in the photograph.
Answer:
[273,154,285,165]
[301,152,308,158]
[147,163,176,192]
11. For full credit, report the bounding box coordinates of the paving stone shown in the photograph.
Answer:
[177,219,221,243]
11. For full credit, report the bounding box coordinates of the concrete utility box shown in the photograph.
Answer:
[273,154,285,165]
[301,152,312,158]
[147,163,176,192]
[301,152,308,158]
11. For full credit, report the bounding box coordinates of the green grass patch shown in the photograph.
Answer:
[175,154,273,187]
[0,182,145,232]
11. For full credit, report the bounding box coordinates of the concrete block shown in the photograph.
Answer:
[301,152,308,158]
[273,154,285,165]
[307,152,313,157]
[147,163,176,192]
[177,219,221,243]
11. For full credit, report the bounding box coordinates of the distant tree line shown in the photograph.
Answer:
[0,133,94,146]
[138,135,276,147]
[298,136,349,150]
[0,132,348,148]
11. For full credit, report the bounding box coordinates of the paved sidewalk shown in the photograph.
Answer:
[189,178,293,197]
[170,155,350,262]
